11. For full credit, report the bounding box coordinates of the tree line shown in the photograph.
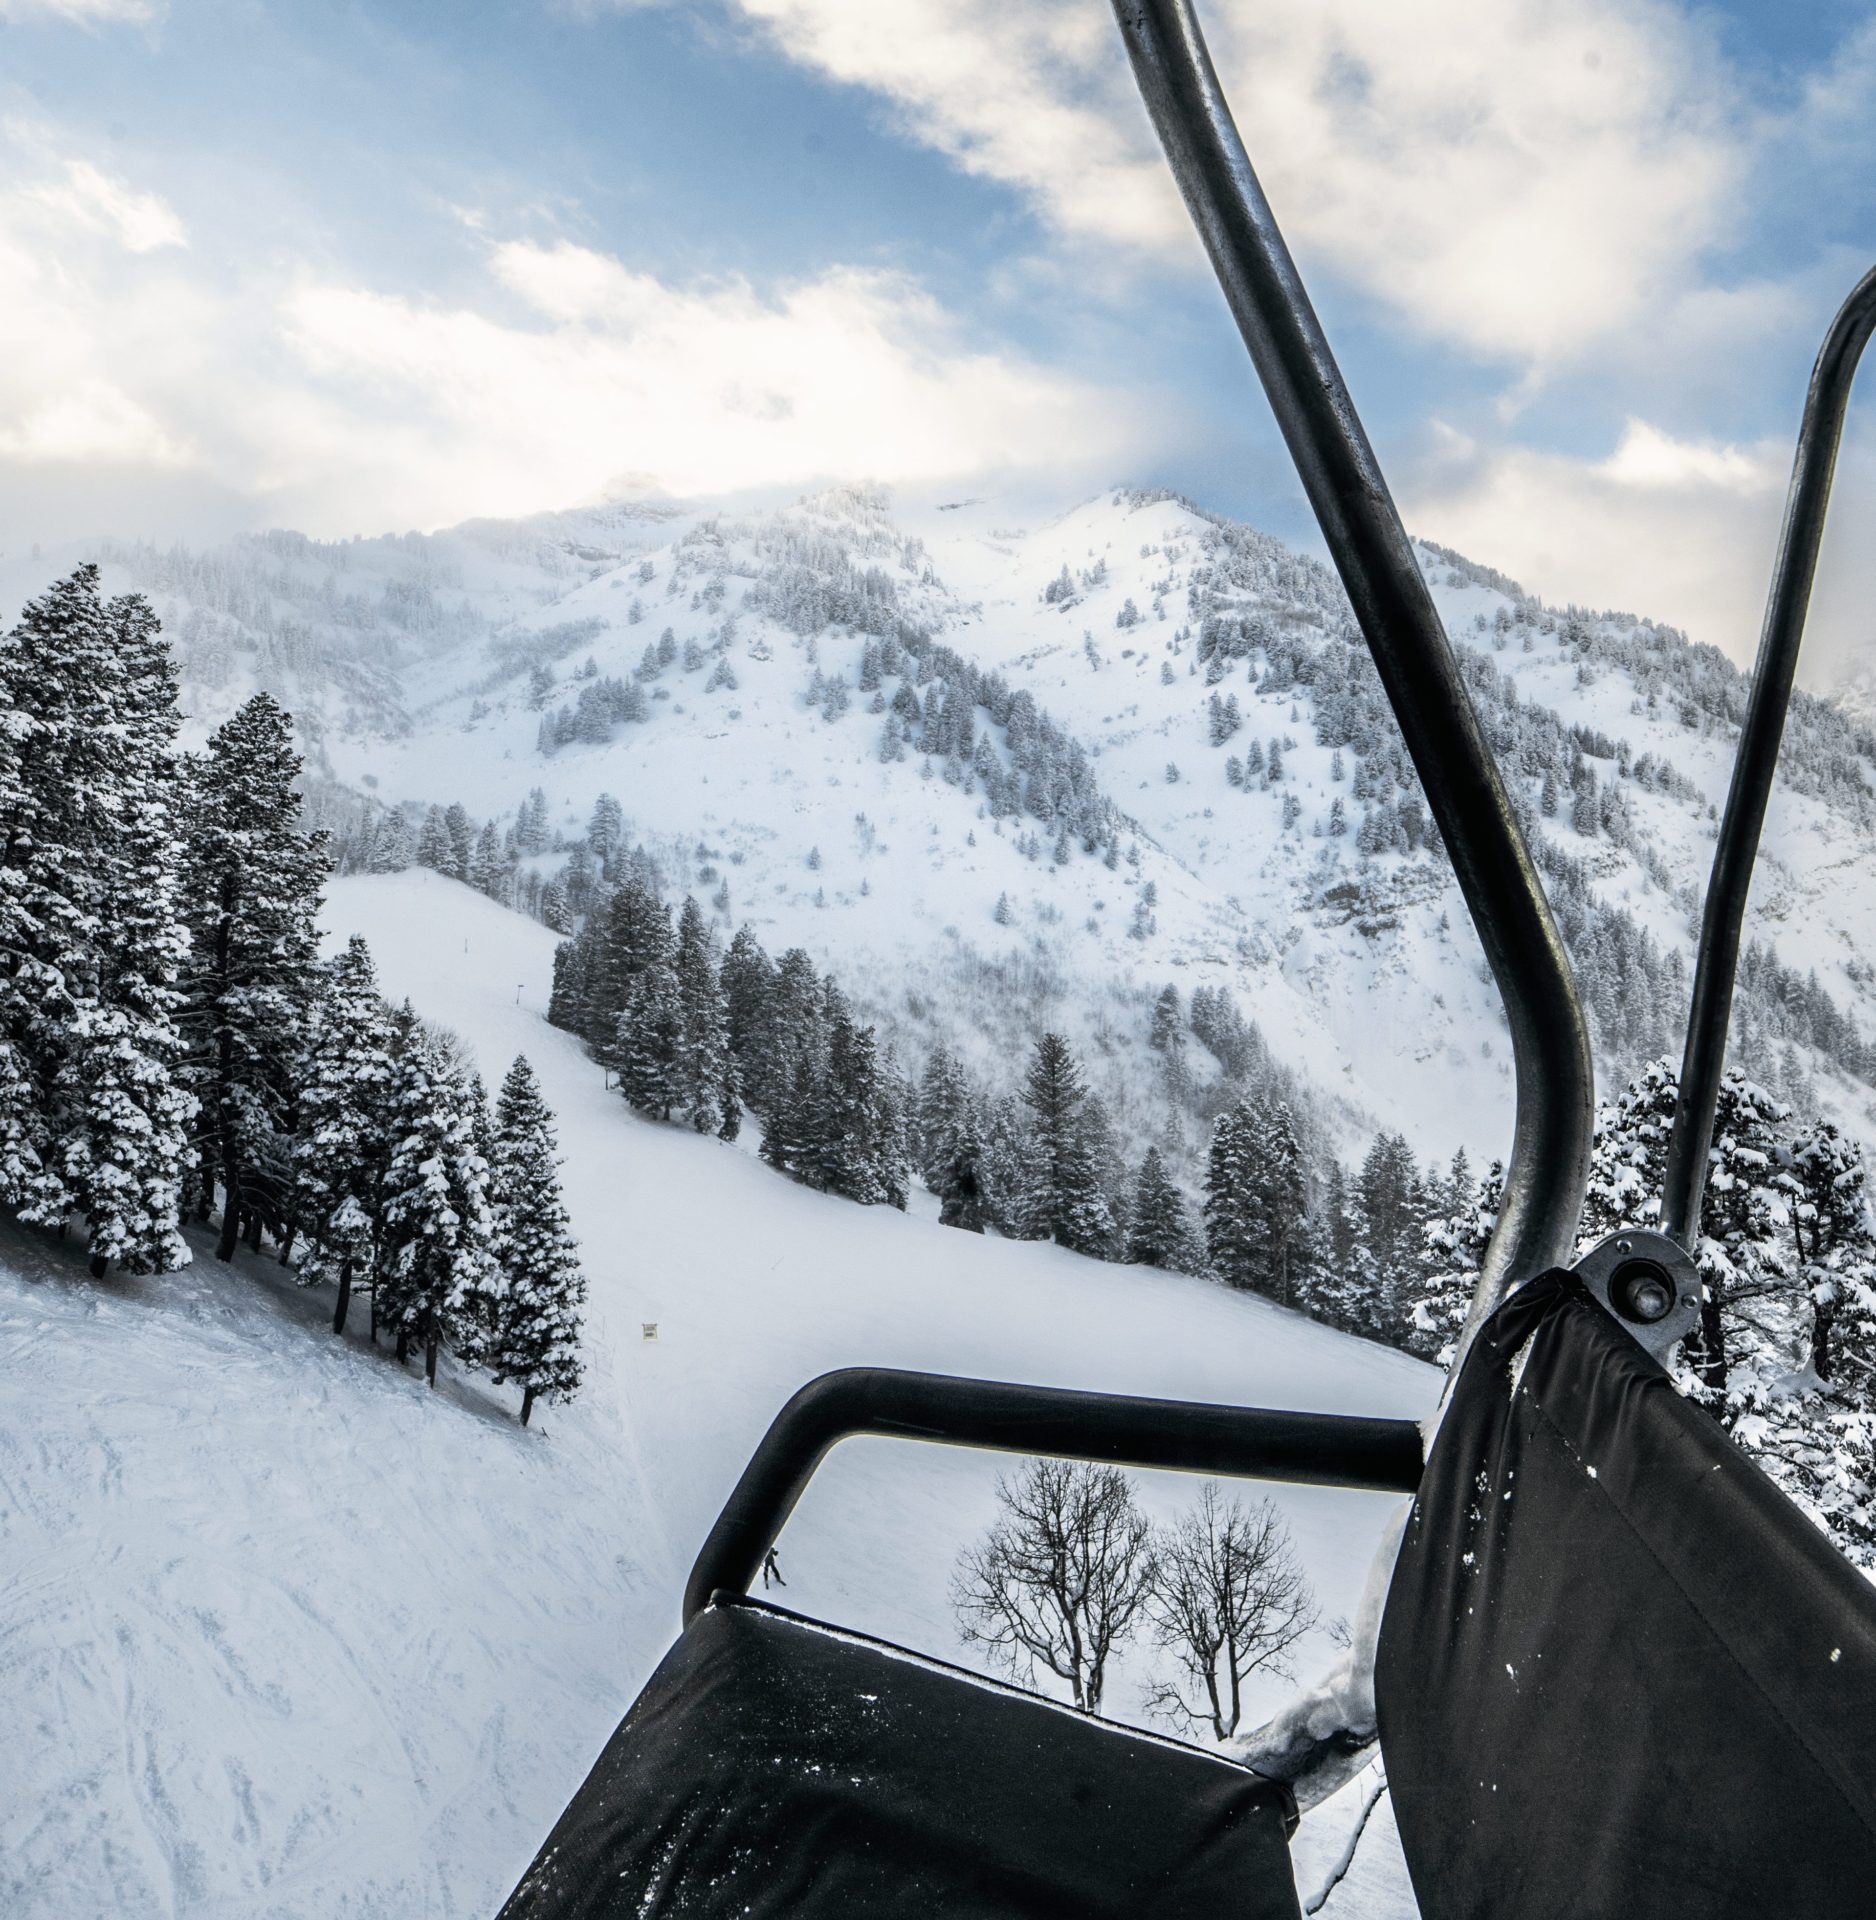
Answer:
[0,568,584,1423]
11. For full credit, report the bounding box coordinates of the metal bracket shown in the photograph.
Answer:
[1570,1230,1702,1366]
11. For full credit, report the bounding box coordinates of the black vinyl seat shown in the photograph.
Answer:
[1377,1271,1876,1919]
[496,1595,1304,1920]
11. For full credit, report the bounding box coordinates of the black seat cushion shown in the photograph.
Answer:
[498,1596,1302,1919]
[1377,1269,1876,1919]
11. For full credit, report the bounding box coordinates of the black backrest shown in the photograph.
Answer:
[1377,1272,1876,1918]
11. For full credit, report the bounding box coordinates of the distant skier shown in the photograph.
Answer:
[762,1548,786,1590]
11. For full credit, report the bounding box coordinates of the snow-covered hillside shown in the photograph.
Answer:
[1,870,1436,1918]
[8,481,1872,1185]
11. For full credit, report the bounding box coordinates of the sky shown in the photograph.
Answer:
[1,0,1873,676]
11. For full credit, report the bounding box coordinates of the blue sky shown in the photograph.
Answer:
[1,0,1872,671]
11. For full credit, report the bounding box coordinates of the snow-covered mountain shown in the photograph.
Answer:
[6,481,1874,1179]
[0,871,1433,1918]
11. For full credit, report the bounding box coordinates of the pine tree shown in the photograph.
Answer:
[443,802,475,880]
[1355,1131,1424,1339]
[1203,1105,1260,1290]
[368,808,412,872]
[981,1095,1041,1239]
[547,940,587,1033]
[470,821,508,901]
[587,792,624,871]
[293,936,395,1334]
[1414,1157,1501,1364]
[378,1012,499,1385]
[616,961,681,1119]
[937,1100,988,1233]
[1020,1033,1112,1256]
[178,694,329,1263]
[811,1002,890,1203]
[16,577,194,1274]
[721,925,775,1071]
[916,1043,971,1186]
[0,566,128,1225]
[670,896,729,1133]
[754,947,825,1153]
[1128,1148,1192,1270]
[487,1056,586,1425]
[587,876,670,1054]
[417,807,454,872]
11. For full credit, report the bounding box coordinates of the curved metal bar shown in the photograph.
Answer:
[683,1368,1425,1624]
[1660,265,1876,1248]
[1111,0,1594,1329]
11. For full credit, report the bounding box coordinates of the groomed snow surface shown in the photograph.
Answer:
[2,871,1436,1917]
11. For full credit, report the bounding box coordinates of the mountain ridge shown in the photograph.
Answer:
[4,482,1872,1185]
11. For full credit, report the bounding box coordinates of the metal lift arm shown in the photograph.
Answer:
[1660,265,1876,1248]
[1110,0,1594,1344]
[683,1369,1425,1624]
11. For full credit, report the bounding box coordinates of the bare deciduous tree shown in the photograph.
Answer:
[951,1457,1154,1715]
[1144,1482,1317,1741]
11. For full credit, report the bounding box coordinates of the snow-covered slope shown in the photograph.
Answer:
[2,870,1436,1918]
[6,481,1873,1179]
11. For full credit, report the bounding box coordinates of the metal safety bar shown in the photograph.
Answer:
[683,1368,1425,1624]
[1661,266,1876,1248]
[1110,1,1593,1344]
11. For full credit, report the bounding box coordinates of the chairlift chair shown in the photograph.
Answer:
[498,3,1876,1913]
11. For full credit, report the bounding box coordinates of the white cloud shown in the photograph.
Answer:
[0,137,1148,536]
[0,380,192,466]
[1401,417,1822,662]
[24,158,186,251]
[1598,419,1779,495]
[617,0,1738,369]
[278,244,1145,523]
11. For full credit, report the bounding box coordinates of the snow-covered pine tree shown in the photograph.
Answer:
[1127,1147,1192,1270]
[670,896,729,1133]
[443,802,475,880]
[0,566,121,1226]
[616,959,681,1120]
[981,1094,1041,1239]
[470,821,509,902]
[1019,1033,1112,1256]
[547,940,587,1033]
[916,1042,972,1187]
[178,693,329,1263]
[1413,1157,1502,1365]
[417,807,454,872]
[368,808,412,872]
[293,936,395,1334]
[586,792,624,872]
[720,924,776,1072]
[809,999,890,1203]
[20,577,194,1274]
[378,1010,500,1385]
[1203,1104,1260,1290]
[1790,1121,1868,1384]
[586,874,671,1053]
[872,1044,913,1211]
[753,947,826,1156]
[937,1099,988,1233]
[487,1055,586,1425]
[1354,1131,1425,1341]
[1255,1101,1307,1307]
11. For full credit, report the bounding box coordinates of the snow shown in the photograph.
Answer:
[2,869,1438,1916]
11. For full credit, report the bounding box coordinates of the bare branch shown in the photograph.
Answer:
[951,1457,1153,1715]
[1143,1481,1318,1741]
